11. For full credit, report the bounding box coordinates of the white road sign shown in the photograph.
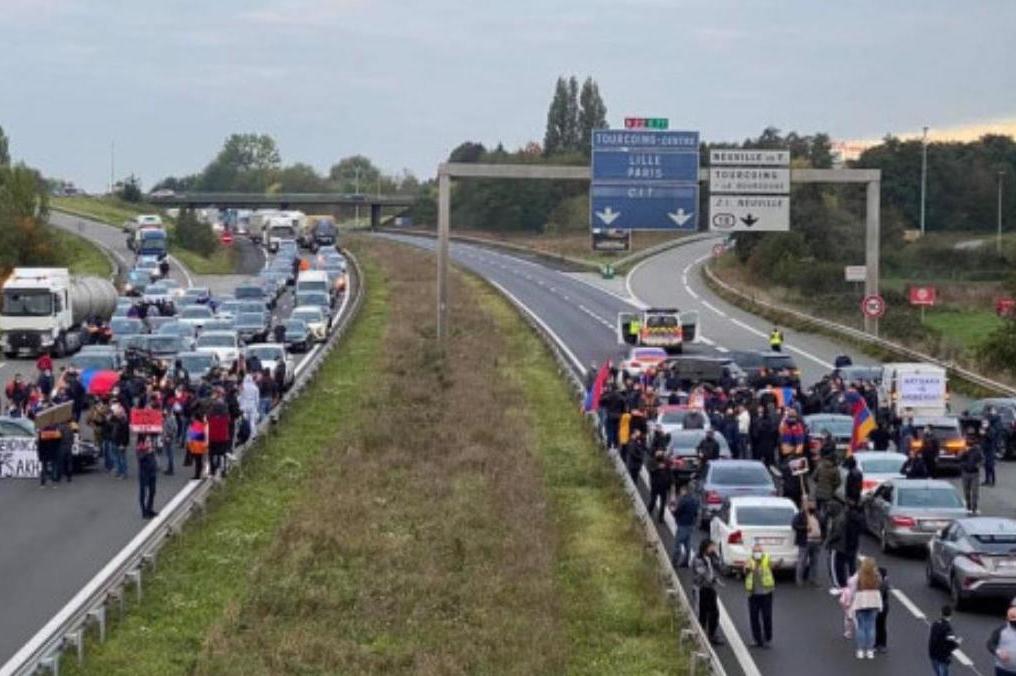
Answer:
[710,150,790,166]
[844,265,867,282]
[709,167,790,194]
[709,195,790,232]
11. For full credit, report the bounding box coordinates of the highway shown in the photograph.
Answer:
[0,214,323,664]
[384,232,1013,676]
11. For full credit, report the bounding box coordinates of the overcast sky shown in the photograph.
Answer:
[2,0,1014,192]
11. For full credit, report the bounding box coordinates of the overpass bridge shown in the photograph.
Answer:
[149,192,416,227]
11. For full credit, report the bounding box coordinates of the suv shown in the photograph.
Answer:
[730,351,800,387]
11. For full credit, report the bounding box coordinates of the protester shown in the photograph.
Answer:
[875,566,891,653]
[692,538,724,646]
[960,437,984,514]
[792,500,823,586]
[187,416,209,480]
[929,605,961,676]
[136,435,159,519]
[849,558,883,659]
[671,484,699,568]
[988,604,1016,676]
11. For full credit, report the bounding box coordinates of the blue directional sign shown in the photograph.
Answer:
[590,128,700,231]
[591,184,699,231]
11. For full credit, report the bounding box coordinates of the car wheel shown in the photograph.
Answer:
[925,559,937,588]
[950,573,968,611]
[880,526,894,554]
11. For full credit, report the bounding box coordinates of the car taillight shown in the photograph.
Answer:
[728,530,743,545]
[706,490,723,505]
[862,479,879,491]
[911,440,924,451]
[945,440,966,453]
[890,515,916,528]
[673,458,685,469]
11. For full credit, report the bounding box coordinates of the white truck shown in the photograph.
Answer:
[264,216,300,253]
[0,268,118,358]
[878,362,949,423]
[616,307,699,354]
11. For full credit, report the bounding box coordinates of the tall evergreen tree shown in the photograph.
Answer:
[578,78,608,157]
[0,125,9,167]
[563,76,581,152]
[543,77,570,156]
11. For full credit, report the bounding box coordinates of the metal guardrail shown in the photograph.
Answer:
[487,280,725,676]
[0,252,365,676]
[703,261,1016,398]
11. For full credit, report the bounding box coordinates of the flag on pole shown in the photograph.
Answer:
[845,389,876,452]
[583,363,611,412]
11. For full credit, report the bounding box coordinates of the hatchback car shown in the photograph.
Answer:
[244,343,295,390]
[291,306,327,341]
[109,317,145,346]
[836,452,907,501]
[281,319,311,352]
[864,479,967,552]
[70,347,122,372]
[710,496,799,574]
[731,351,800,387]
[696,459,775,528]
[619,347,668,379]
[195,330,241,369]
[666,430,731,484]
[178,305,214,329]
[911,416,967,470]
[175,351,222,385]
[234,312,269,343]
[927,517,1016,609]
[805,414,854,454]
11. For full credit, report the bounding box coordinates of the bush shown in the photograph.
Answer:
[174,208,217,256]
[978,318,1016,376]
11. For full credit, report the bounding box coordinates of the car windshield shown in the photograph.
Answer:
[2,290,52,316]
[660,410,690,423]
[145,285,168,296]
[647,315,678,327]
[293,309,322,322]
[247,347,281,361]
[808,417,853,437]
[710,466,773,486]
[236,313,264,326]
[158,323,188,336]
[897,488,963,509]
[284,320,307,334]
[71,354,115,370]
[146,336,180,353]
[736,507,795,527]
[111,319,142,334]
[927,426,963,442]
[859,456,906,474]
[765,355,796,369]
[299,281,328,293]
[179,355,213,371]
[970,532,1016,553]
[197,334,235,348]
[235,287,264,299]
[297,293,328,305]
[239,303,264,314]
[128,272,148,283]
[182,307,212,318]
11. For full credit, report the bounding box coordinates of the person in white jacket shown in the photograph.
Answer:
[239,373,260,437]
[849,557,884,659]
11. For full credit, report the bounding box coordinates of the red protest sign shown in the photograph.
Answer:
[130,408,164,434]
[996,298,1016,317]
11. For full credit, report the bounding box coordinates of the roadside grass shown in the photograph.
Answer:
[922,308,1002,351]
[69,238,684,675]
[51,196,237,275]
[46,226,113,278]
[65,259,387,676]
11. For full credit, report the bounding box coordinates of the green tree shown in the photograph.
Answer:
[328,155,381,193]
[448,142,486,163]
[563,75,581,152]
[0,125,9,167]
[271,163,327,192]
[543,77,570,156]
[578,77,608,157]
[174,208,217,256]
[199,133,281,192]
[0,163,53,268]
[120,174,142,202]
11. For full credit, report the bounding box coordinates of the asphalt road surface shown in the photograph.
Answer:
[0,215,310,663]
[384,232,1011,676]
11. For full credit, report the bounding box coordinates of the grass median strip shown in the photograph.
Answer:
[46,226,113,278]
[70,238,684,675]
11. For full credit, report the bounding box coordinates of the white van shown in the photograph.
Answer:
[133,214,163,228]
[296,270,330,296]
[878,362,949,420]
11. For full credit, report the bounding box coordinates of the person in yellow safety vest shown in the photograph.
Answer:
[618,410,632,454]
[769,327,784,352]
[743,543,778,648]
[629,318,641,343]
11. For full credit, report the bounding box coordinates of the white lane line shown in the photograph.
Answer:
[577,305,615,332]
[563,274,647,310]
[489,281,587,377]
[730,317,768,338]
[699,336,716,346]
[891,589,927,620]
[687,287,700,300]
[701,300,727,317]
[167,255,194,288]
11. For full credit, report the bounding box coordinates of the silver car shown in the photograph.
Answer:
[695,459,776,529]
[864,479,967,553]
[927,517,1016,609]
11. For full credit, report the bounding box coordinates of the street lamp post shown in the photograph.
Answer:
[999,170,1006,255]
[920,126,929,236]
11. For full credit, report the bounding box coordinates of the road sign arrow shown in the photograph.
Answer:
[740,213,759,227]
[667,208,694,226]
[595,206,621,225]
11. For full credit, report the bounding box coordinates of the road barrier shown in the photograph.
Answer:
[0,253,365,676]
[703,261,1016,398]
[487,279,726,676]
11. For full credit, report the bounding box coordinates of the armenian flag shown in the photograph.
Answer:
[773,386,795,408]
[845,389,876,452]
[583,362,611,412]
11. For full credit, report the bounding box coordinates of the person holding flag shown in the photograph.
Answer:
[845,388,877,453]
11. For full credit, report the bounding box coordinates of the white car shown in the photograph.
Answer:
[836,452,907,501]
[618,346,668,379]
[142,282,174,306]
[195,330,241,369]
[244,343,295,389]
[710,496,799,574]
[178,305,214,329]
[291,306,327,342]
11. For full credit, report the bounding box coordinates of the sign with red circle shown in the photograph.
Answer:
[861,294,886,318]
[220,231,234,246]
[908,285,936,306]
[712,243,724,258]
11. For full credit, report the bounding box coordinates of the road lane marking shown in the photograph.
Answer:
[564,274,647,310]
[891,588,927,620]
[701,300,727,317]
[489,281,586,377]
[167,255,194,288]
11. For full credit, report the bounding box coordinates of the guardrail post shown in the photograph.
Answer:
[127,569,142,602]
[40,652,60,675]
[142,551,157,572]
[87,607,106,643]
[108,587,125,618]
[66,628,84,664]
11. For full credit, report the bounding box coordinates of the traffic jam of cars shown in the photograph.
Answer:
[0,211,348,482]
[592,323,1016,621]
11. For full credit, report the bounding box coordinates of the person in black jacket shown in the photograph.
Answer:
[923,427,940,478]
[929,605,961,675]
[696,430,721,480]
[875,566,891,652]
[625,430,647,483]
[646,428,672,523]
[903,450,930,479]
[843,456,863,504]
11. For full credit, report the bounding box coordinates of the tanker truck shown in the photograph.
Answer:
[0,268,118,358]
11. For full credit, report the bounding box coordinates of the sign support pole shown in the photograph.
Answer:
[437,169,451,344]
[864,179,881,337]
